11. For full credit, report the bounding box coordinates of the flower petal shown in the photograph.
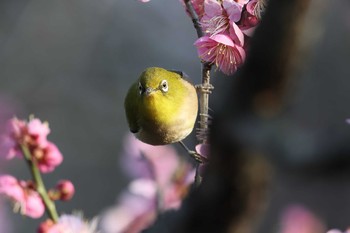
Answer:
[223,0,243,22]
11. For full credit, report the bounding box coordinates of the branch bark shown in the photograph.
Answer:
[145,0,311,232]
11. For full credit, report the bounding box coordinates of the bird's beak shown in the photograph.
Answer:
[145,87,154,96]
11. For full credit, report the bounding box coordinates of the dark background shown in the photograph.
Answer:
[1,0,350,232]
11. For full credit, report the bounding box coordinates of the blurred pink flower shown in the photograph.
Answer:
[38,219,55,233]
[180,0,205,19]
[101,133,195,233]
[27,118,50,148]
[138,0,150,2]
[195,143,210,175]
[194,34,245,75]
[24,190,46,218]
[0,118,26,159]
[0,175,45,219]
[195,143,210,158]
[201,0,244,44]
[279,205,325,233]
[43,214,97,233]
[0,117,63,173]
[54,180,75,201]
[236,0,250,4]
[0,198,12,233]
[237,0,261,36]
[121,133,180,186]
[100,179,156,233]
[36,142,63,173]
[247,0,266,19]
[238,10,259,36]
[0,175,24,205]
[101,168,194,233]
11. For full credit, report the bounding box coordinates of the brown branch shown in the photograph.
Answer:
[145,0,312,233]
[183,0,213,185]
[184,0,203,38]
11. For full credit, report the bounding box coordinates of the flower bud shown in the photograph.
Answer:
[38,219,54,233]
[55,180,75,201]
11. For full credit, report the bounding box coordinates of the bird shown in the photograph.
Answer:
[124,67,198,146]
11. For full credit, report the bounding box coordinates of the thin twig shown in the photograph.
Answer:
[196,63,214,144]
[21,145,59,222]
[178,141,205,163]
[184,0,213,185]
[184,0,203,38]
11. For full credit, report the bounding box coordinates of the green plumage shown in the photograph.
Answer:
[124,67,198,145]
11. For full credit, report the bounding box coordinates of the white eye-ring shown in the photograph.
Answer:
[160,80,168,92]
[138,82,144,95]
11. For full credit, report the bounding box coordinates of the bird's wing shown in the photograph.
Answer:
[124,83,140,133]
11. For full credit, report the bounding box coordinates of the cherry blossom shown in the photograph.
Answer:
[49,180,75,201]
[279,205,325,233]
[201,0,244,43]
[180,0,205,19]
[39,214,97,233]
[194,34,245,75]
[0,117,63,173]
[0,175,45,219]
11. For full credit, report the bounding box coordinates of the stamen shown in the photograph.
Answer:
[203,15,230,36]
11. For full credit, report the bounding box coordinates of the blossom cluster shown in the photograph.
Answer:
[38,214,98,233]
[185,0,265,75]
[0,117,74,220]
[99,133,195,233]
[0,117,62,172]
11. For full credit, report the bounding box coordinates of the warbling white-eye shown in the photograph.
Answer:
[124,67,198,145]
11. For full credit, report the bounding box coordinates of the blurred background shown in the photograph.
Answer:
[0,0,350,232]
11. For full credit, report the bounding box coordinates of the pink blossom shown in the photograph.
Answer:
[201,0,244,43]
[180,0,205,19]
[195,143,210,175]
[38,219,55,233]
[0,175,24,204]
[121,133,180,186]
[45,214,97,233]
[101,134,195,233]
[0,117,61,171]
[279,205,325,233]
[247,0,266,19]
[24,190,46,218]
[0,118,26,159]
[238,9,259,36]
[138,0,150,2]
[236,0,249,4]
[194,34,246,75]
[236,0,261,36]
[0,198,12,233]
[27,118,50,148]
[0,175,45,219]
[54,180,75,201]
[0,136,18,159]
[100,168,194,232]
[100,180,156,233]
[36,142,63,173]
[195,143,210,158]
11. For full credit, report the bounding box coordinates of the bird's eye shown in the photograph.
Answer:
[160,80,168,92]
[138,82,144,95]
